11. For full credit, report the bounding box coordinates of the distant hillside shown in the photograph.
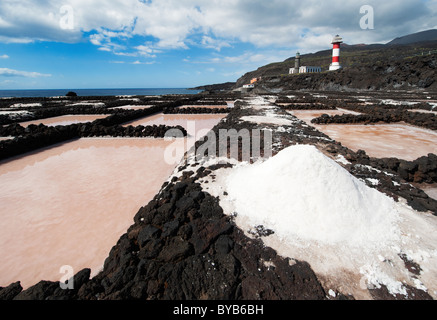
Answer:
[235,42,437,88]
[190,82,236,92]
[234,29,437,91]
[388,29,437,45]
[255,52,437,92]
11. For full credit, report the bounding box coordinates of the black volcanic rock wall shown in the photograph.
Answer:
[0,123,187,161]
[369,153,437,184]
[0,97,200,161]
[163,107,230,114]
[0,96,201,126]
[312,107,437,131]
[277,104,336,110]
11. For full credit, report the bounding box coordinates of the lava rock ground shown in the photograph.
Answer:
[1,92,436,301]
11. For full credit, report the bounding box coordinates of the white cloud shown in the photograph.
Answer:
[98,47,112,52]
[130,60,155,65]
[201,36,232,51]
[0,54,9,59]
[0,36,34,44]
[113,51,136,57]
[0,1,82,43]
[0,79,16,85]
[194,50,289,66]
[89,34,103,46]
[0,0,435,55]
[0,68,51,78]
[135,45,158,58]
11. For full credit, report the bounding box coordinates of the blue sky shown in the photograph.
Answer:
[0,0,436,89]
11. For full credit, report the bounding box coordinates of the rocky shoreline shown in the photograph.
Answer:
[1,91,437,300]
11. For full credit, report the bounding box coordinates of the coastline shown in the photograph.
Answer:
[0,88,203,99]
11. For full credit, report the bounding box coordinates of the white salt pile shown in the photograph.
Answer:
[225,145,401,249]
[195,102,437,299]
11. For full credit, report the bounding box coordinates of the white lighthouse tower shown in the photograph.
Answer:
[329,35,343,71]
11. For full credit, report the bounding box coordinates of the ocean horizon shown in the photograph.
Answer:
[0,88,202,98]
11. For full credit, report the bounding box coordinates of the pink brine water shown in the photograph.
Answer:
[290,110,437,161]
[0,113,225,289]
[0,139,177,288]
[19,115,110,127]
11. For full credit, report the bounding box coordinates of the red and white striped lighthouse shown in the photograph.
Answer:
[329,35,343,71]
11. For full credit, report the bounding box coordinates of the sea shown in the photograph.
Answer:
[0,88,202,98]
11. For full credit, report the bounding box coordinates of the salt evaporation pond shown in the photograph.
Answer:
[290,110,437,161]
[316,124,437,161]
[124,113,226,149]
[0,138,183,288]
[19,114,110,127]
[0,112,225,288]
